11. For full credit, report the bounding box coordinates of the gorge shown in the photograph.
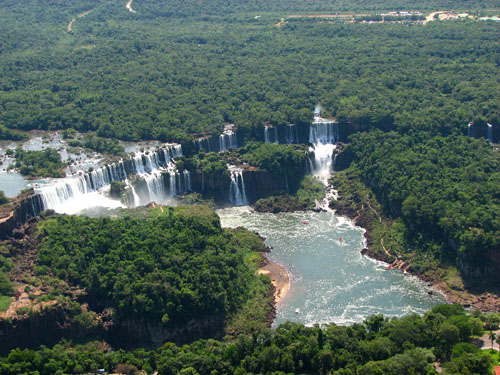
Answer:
[0,109,448,330]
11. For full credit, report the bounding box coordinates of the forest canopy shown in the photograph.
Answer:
[0,304,494,375]
[343,131,500,263]
[35,206,268,327]
[0,1,499,143]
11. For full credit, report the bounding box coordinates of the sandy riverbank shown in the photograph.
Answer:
[258,257,290,304]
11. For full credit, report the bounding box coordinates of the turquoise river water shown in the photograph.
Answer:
[217,206,446,327]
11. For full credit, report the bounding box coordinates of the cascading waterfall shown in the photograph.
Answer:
[219,124,238,152]
[35,144,185,213]
[169,172,178,198]
[196,137,211,152]
[142,171,167,205]
[285,124,298,144]
[264,126,278,144]
[228,166,248,206]
[467,122,472,137]
[487,123,493,143]
[126,179,140,206]
[308,109,341,210]
[308,117,339,178]
[219,133,237,151]
[184,170,192,192]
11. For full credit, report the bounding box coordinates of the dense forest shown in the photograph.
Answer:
[34,206,268,329]
[1,304,498,375]
[1,0,499,143]
[336,131,500,277]
[1,0,500,373]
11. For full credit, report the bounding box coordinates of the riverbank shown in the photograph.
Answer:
[330,171,500,312]
[258,256,290,305]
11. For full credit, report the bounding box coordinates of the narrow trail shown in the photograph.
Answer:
[0,210,14,224]
[363,193,407,269]
[67,18,75,32]
[126,0,137,13]
[353,203,364,222]
[67,9,94,33]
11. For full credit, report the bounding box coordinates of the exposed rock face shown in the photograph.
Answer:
[188,168,301,205]
[0,304,91,355]
[113,315,226,349]
[190,170,230,202]
[332,142,352,171]
[0,190,43,240]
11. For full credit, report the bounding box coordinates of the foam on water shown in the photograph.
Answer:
[217,207,446,327]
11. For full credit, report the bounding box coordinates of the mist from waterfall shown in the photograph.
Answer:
[35,144,188,214]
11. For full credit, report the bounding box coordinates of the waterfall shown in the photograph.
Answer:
[308,118,339,178]
[219,124,238,151]
[309,118,339,144]
[126,179,140,207]
[196,137,211,152]
[314,103,322,116]
[264,126,278,144]
[487,123,493,143]
[183,170,192,191]
[168,172,178,198]
[228,167,248,206]
[219,134,228,152]
[306,152,315,174]
[219,132,237,152]
[285,124,298,144]
[34,144,184,213]
[467,122,472,137]
[142,171,167,205]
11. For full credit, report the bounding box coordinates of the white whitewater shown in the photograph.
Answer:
[487,123,493,143]
[468,122,472,137]
[228,166,248,206]
[308,115,339,178]
[314,103,322,116]
[35,144,185,213]
[217,207,446,327]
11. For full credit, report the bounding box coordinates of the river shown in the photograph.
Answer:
[217,206,446,327]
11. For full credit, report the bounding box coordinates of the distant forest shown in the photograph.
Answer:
[1,0,499,143]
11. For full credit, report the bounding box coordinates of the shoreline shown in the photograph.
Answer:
[258,255,290,305]
[332,180,500,313]
[361,245,500,312]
